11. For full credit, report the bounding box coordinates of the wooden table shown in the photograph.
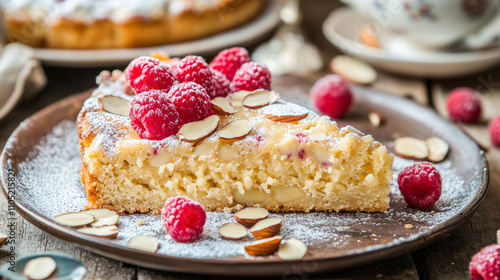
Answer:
[1,1,500,279]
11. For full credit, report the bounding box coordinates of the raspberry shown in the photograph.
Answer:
[231,62,271,92]
[397,162,442,210]
[161,196,206,243]
[129,90,181,140]
[489,115,500,147]
[446,87,482,123]
[175,55,216,98]
[211,70,231,98]
[469,244,500,280]
[309,74,353,118]
[125,56,177,94]
[209,47,251,80]
[166,82,213,125]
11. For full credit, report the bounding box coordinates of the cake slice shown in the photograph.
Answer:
[77,74,393,215]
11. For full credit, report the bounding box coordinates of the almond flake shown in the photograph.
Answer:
[244,236,283,256]
[230,90,252,107]
[128,235,159,253]
[278,238,308,260]
[242,90,280,109]
[249,217,282,239]
[368,112,384,127]
[53,212,95,227]
[77,225,118,238]
[23,257,56,280]
[178,115,220,142]
[98,96,131,117]
[394,137,428,160]
[218,223,248,240]
[330,55,377,85]
[264,113,308,123]
[217,119,252,140]
[235,207,269,228]
[211,97,236,115]
[425,136,449,162]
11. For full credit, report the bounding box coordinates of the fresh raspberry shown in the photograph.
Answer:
[397,162,442,210]
[161,196,206,243]
[231,62,271,92]
[125,56,177,94]
[211,70,231,98]
[175,55,216,98]
[469,244,500,280]
[129,90,181,140]
[489,115,500,147]
[310,74,353,118]
[446,87,482,123]
[209,47,251,80]
[166,82,213,125]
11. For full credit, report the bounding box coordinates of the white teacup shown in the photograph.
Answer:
[341,0,500,50]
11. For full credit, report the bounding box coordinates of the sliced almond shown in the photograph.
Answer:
[211,97,236,115]
[358,23,381,48]
[278,238,308,260]
[149,148,170,167]
[218,145,239,161]
[394,137,428,160]
[178,115,220,142]
[217,119,252,140]
[0,232,7,245]
[264,113,308,123]
[242,90,280,109]
[23,257,56,280]
[98,96,131,117]
[235,207,269,228]
[53,212,95,227]
[249,217,282,239]
[128,235,159,253]
[308,128,326,141]
[77,225,118,238]
[278,136,298,155]
[230,90,252,107]
[244,236,283,256]
[194,141,216,156]
[80,209,119,227]
[218,223,248,240]
[368,112,384,127]
[330,55,377,85]
[232,189,268,204]
[425,137,449,162]
[273,186,305,204]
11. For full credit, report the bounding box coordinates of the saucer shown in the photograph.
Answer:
[322,7,500,78]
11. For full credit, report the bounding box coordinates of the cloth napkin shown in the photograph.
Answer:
[0,43,47,120]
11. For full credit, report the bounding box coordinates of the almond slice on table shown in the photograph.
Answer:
[235,207,269,228]
[394,137,428,160]
[218,223,248,240]
[23,257,56,280]
[77,225,118,238]
[217,119,252,140]
[80,209,119,227]
[230,90,252,107]
[368,112,384,127]
[249,217,282,239]
[211,97,236,115]
[242,90,280,109]
[244,236,283,256]
[264,113,308,123]
[278,238,308,260]
[330,55,377,85]
[53,212,95,227]
[128,235,159,253]
[425,136,449,163]
[98,96,131,117]
[178,115,220,143]
[0,232,7,245]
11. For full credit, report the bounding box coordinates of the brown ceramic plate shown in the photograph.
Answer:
[0,76,488,276]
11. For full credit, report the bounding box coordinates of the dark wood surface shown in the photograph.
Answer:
[0,0,499,279]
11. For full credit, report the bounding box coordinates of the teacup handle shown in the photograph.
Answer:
[464,14,500,50]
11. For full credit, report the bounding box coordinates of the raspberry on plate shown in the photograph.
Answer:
[231,61,271,92]
[469,244,500,280]
[489,115,500,147]
[446,87,482,123]
[209,47,251,81]
[161,196,206,243]
[129,90,181,140]
[175,55,216,98]
[125,56,177,94]
[167,82,213,125]
[309,74,353,118]
[397,162,442,210]
[211,70,231,98]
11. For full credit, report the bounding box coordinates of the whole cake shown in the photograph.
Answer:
[77,48,394,214]
[0,0,265,49]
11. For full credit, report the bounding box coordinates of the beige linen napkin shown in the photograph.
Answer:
[0,43,47,120]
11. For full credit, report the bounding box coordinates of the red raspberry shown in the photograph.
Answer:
[125,56,177,94]
[489,115,500,147]
[129,90,181,140]
[310,74,353,118]
[161,196,206,243]
[175,55,216,98]
[209,47,251,80]
[211,70,231,98]
[446,87,482,123]
[397,162,442,210]
[231,62,271,92]
[469,244,500,280]
[166,82,213,125]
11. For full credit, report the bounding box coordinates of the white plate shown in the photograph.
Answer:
[322,7,500,78]
[33,0,284,67]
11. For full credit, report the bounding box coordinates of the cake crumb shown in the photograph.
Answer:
[404,224,414,229]
[430,210,435,214]
[137,219,145,226]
